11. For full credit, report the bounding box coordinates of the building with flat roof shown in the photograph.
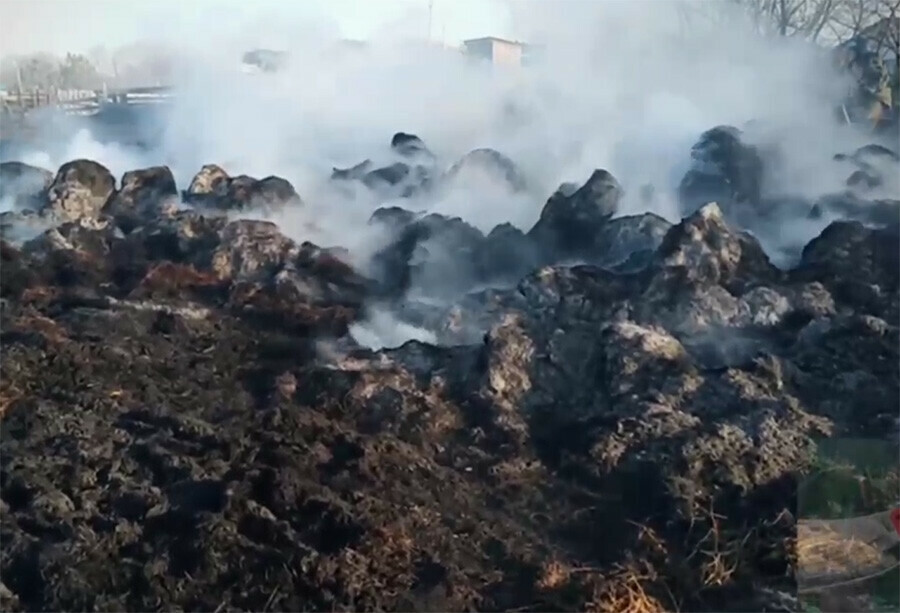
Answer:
[462,37,525,67]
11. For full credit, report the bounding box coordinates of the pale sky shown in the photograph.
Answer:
[0,0,516,57]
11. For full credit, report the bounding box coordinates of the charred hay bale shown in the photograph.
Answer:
[208,220,299,281]
[368,210,485,300]
[184,164,229,202]
[391,132,432,159]
[445,148,527,193]
[649,203,780,294]
[793,220,899,317]
[184,165,301,214]
[43,159,116,224]
[677,125,763,223]
[528,170,622,261]
[103,166,178,233]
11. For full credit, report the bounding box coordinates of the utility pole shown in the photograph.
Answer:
[428,0,434,41]
[16,61,24,108]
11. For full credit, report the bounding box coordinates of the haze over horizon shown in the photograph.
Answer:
[0,0,515,58]
[2,0,878,239]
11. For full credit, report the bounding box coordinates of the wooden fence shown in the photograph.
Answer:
[0,86,174,117]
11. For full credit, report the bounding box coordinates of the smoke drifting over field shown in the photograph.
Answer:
[9,1,873,213]
[4,8,900,612]
[3,0,896,347]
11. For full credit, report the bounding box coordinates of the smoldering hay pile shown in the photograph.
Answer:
[0,124,898,612]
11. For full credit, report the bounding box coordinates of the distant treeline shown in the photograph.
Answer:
[0,46,174,92]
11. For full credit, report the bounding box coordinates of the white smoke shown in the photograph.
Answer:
[350,307,437,349]
[7,1,876,219]
[18,128,149,181]
[2,0,895,350]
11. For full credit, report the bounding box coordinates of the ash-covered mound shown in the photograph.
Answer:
[330,132,437,199]
[182,164,303,215]
[443,147,528,193]
[677,125,763,222]
[0,139,898,613]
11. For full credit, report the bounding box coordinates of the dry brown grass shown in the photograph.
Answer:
[0,386,22,419]
[586,562,667,613]
[12,313,68,344]
[488,458,544,482]
[630,521,669,559]
[683,502,752,588]
[797,522,885,577]
[20,285,59,304]
[134,262,223,298]
[536,560,571,590]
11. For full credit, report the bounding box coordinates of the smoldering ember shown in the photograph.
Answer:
[1,6,900,613]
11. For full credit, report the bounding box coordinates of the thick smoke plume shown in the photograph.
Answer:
[3,0,894,346]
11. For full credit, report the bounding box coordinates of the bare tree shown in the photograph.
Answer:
[730,0,841,40]
[872,0,900,116]
[0,52,106,92]
[828,0,876,40]
[58,53,101,89]
[0,53,60,90]
[834,0,899,84]
[871,0,899,70]
[826,0,899,125]
[821,0,899,44]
